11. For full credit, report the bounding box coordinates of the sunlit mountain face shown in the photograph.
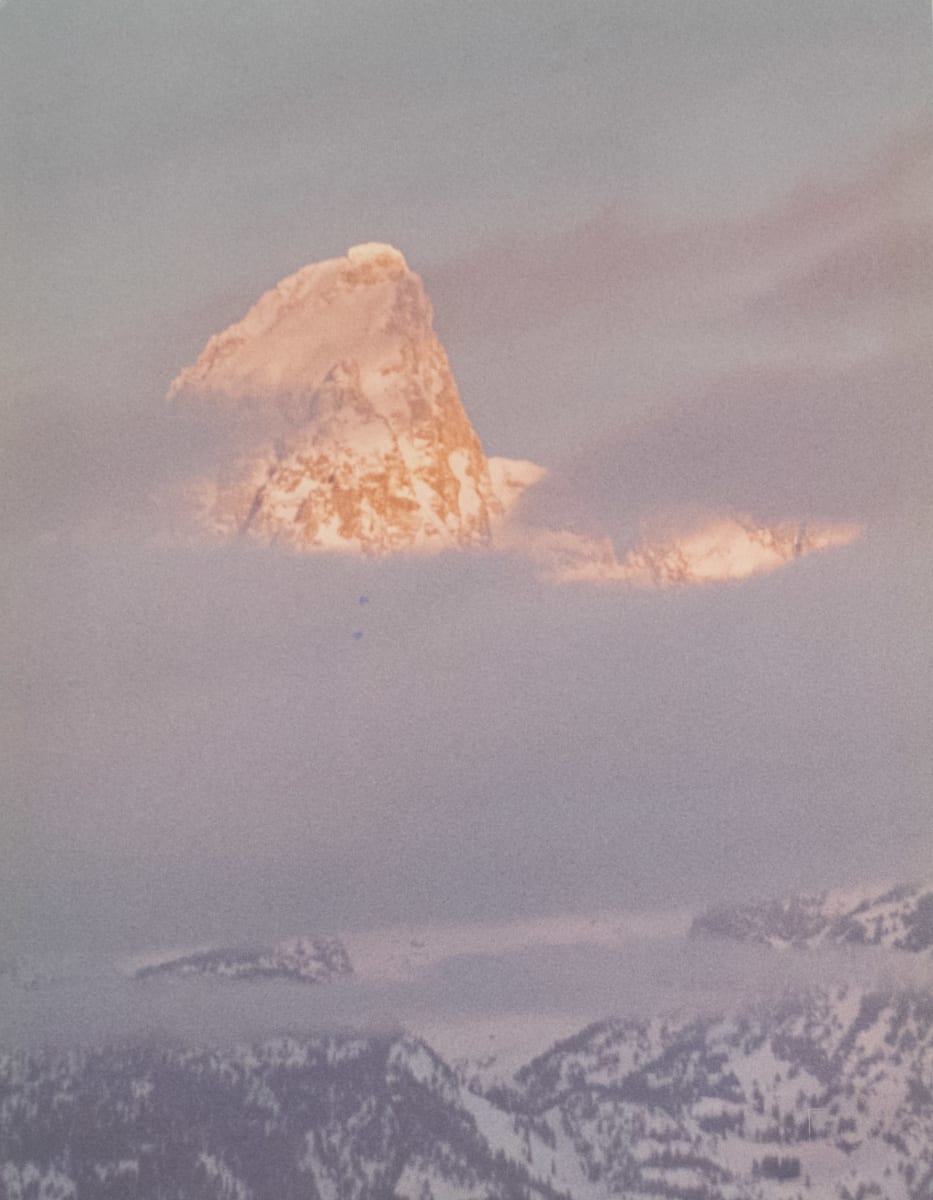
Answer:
[549,516,863,586]
[169,243,545,556]
[171,244,860,586]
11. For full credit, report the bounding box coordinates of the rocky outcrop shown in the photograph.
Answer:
[170,243,545,554]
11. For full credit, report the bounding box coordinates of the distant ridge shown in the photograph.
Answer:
[133,936,353,983]
[690,880,933,955]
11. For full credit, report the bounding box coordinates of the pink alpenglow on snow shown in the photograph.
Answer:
[171,243,861,584]
[169,243,546,555]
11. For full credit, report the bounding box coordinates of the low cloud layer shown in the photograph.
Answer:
[6,523,931,961]
[3,124,930,977]
[3,935,930,1053]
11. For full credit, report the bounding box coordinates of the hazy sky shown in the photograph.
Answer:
[2,1,931,959]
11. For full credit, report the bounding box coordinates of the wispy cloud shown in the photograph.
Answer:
[427,125,931,339]
[496,129,932,557]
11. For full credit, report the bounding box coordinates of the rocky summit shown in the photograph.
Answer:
[167,243,862,586]
[169,243,544,555]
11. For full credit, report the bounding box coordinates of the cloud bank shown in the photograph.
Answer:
[3,935,930,1053]
[3,129,930,974]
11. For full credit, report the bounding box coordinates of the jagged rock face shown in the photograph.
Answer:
[170,243,544,554]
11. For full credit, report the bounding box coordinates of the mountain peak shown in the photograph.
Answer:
[168,244,428,406]
[170,245,544,554]
[169,245,859,584]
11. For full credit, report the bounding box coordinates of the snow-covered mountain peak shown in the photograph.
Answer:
[169,243,428,412]
[169,244,545,554]
[168,244,860,584]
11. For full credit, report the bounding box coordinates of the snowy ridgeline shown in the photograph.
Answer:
[1,984,932,1200]
[131,937,354,984]
[690,880,933,956]
[2,884,932,1200]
